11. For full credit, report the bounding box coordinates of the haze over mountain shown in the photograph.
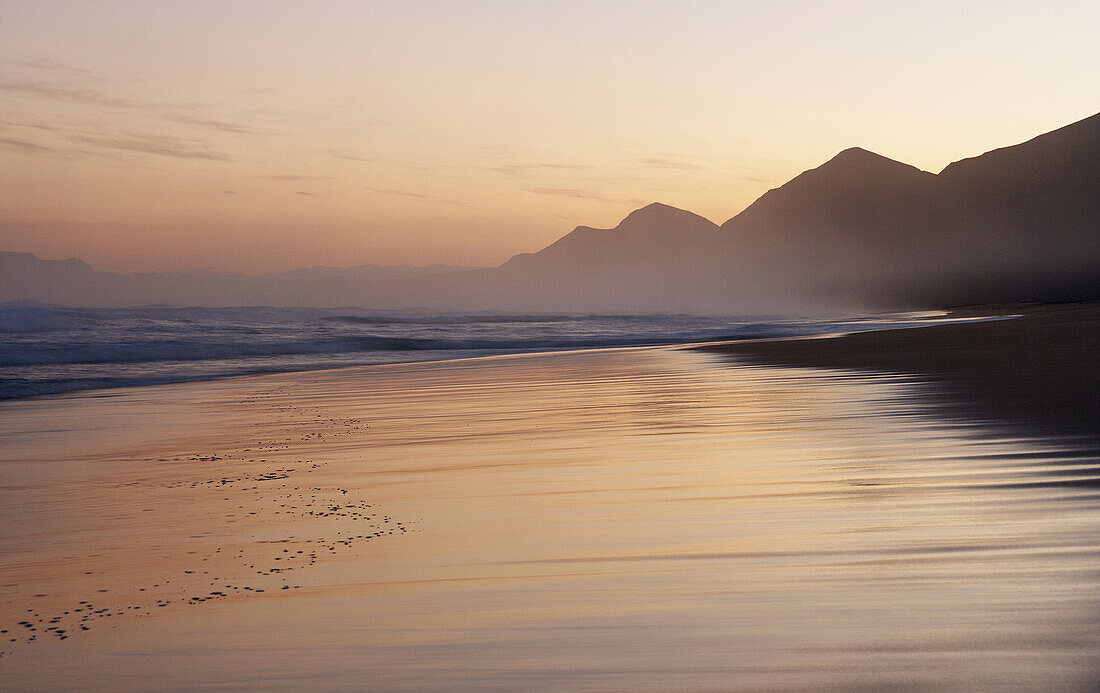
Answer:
[4,112,1098,313]
[720,111,1100,306]
[0,255,481,308]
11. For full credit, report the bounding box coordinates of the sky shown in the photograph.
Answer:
[1,1,1097,274]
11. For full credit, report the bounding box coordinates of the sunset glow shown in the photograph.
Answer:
[2,1,1097,272]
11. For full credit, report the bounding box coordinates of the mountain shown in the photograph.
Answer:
[318,204,735,314]
[717,148,937,302]
[1,252,117,306]
[264,264,479,282]
[3,112,1098,312]
[504,203,719,272]
[382,112,1100,312]
[0,205,737,313]
[717,112,1100,306]
[483,203,738,312]
[723,147,935,247]
[925,112,1100,303]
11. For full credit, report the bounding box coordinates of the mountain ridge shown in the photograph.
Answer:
[4,110,1098,311]
[502,202,719,271]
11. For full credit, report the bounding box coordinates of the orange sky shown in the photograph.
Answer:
[1,1,1097,273]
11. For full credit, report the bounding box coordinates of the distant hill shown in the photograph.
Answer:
[3,112,1098,312]
[486,203,737,312]
[263,263,479,282]
[0,252,482,307]
[503,203,720,272]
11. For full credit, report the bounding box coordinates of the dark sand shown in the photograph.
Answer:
[698,303,1100,442]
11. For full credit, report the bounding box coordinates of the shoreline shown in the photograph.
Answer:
[1,313,1010,404]
[5,325,1100,689]
[696,302,1100,443]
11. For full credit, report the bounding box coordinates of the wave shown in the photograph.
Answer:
[320,312,715,326]
[0,304,971,400]
[1,330,802,367]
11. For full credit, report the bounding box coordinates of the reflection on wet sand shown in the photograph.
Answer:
[2,347,1099,691]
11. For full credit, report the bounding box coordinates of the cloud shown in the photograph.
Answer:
[0,80,201,110]
[363,186,469,207]
[223,190,236,195]
[69,147,134,163]
[163,113,261,135]
[524,187,645,205]
[0,118,61,132]
[69,133,229,161]
[261,174,332,181]
[329,149,373,162]
[1,116,228,162]
[18,58,94,76]
[635,156,704,170]
[489,162,590,177]
[1,77,259,136]
[0,137,60,155]
[294,191,318,196]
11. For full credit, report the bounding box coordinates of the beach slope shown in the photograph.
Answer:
[698,303,1100,441]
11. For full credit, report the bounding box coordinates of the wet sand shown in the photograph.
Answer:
[699,303,1100,442]
[3,344,1100,690]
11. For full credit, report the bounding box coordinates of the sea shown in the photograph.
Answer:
[0,303,960,400]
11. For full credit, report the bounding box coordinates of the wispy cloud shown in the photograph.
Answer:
[1,117,229,163]
[19,58,94,76]
[0,80,202,110]
[0,137,60,155]
[294,191,319,196]
[524,187,645,205]
[2,72,263,137]
[329,149,373,162]
[635,156,704,170]
[0,64,271,165]
[489,162,590,177]
[163,113,261,135]
[69,133,229,160]
[0,118,61,132]
[363,186,469,207]
[261,174,332,182]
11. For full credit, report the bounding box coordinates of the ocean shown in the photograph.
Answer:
[0,304,959,400]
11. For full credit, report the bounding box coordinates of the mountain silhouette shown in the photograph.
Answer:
[3,111,1098,312]
[726,147,934,239]
[474,203,730,312]
[926,112,1100,303]
[718,147,937,302]
[504,203,719,272]
[714,111,1100,306]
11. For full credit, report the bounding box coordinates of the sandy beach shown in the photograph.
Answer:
[699,303,1100,442]
[3,318,1100,691]
[5,3,1097,689]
